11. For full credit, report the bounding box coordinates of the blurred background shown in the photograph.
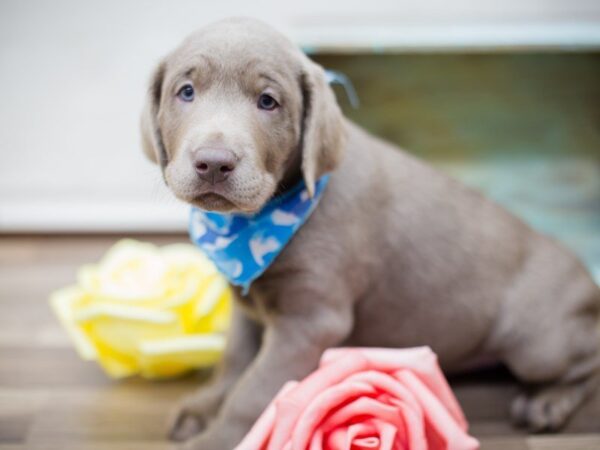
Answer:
[1,0,599,284]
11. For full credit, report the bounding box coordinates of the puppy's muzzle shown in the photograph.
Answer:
[193,148,237,185]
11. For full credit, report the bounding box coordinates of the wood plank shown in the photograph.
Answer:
[528,434,600,450]
[479,436,529,450]
[1,444,169,450]
[1,235,599,448]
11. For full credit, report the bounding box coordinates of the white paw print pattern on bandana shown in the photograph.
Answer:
[249,233,281,266]
[271,209,299,226]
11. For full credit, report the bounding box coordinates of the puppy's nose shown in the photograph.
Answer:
[193,148,237,184]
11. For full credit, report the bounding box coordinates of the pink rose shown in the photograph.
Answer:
[236,347,479,450]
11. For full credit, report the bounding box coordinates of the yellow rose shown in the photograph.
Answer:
[50,239,232,379]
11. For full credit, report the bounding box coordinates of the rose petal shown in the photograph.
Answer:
[327,420,398,450]
[352,436,380,449]
[319,396,405,434]
[395,370,479,450]
[91,240,169,301]
[344,420,393,450]
[322,347,468,430]
[193,276,230,318]
[261,353,372,450]
[369,419,399,450]
[343,370,427,450]
[289,351,371,403]
[309,427,325,450]
[289,380,376,450]
[137,334,225,378]
[326,423,372,450]
[235,381,299,450]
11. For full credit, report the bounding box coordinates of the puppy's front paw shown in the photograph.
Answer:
[168,409,206,443]
[167,387,226,442]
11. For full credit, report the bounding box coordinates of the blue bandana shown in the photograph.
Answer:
[189,176,330,294]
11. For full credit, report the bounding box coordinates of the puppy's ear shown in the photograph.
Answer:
[140,61,167,167]
[299,58,346,197]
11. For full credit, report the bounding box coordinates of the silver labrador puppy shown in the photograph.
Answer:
[140,17,600,449]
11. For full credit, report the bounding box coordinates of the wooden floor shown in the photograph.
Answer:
[1,235,599,450]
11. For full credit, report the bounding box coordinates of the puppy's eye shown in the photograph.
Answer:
[257,93,279,111]
[177,84,195,102]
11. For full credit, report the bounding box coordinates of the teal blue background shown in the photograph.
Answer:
[314,53,600,282]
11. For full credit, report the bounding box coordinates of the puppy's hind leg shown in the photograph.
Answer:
[503,278,600,432]
[510,357,600,431]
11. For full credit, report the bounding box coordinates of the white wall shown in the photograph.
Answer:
[1,0,599,232]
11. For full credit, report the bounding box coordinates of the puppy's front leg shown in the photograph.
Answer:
[181,302,353,450]
[169,304,262,441]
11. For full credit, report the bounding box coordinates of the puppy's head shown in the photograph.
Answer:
[141,18,346,213]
